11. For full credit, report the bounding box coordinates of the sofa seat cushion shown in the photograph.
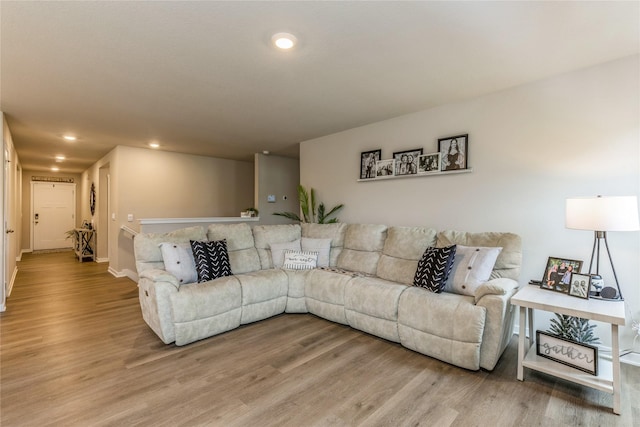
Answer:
[235,269,289,324]
[170,275,242,323]
[171,275,243,343]
[345,276,408,342]
[304,269,354,324]
[397,287,487,370]
[282,269,312,313]
[207,223,261,274]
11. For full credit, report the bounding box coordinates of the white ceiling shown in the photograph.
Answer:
[1,1,638,173]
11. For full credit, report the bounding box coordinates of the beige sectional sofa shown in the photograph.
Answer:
[134,222,522,371]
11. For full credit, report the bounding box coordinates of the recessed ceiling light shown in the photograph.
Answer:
[55,155,66,161]
[149,142,160,149]
[272,32,297,50]
[63,135,77,141]
[51,167,60,172]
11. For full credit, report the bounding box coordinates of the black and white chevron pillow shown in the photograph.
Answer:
[413,245,457,293]
[190,239,232,283]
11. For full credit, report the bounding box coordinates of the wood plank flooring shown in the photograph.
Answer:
[1,252,638,426]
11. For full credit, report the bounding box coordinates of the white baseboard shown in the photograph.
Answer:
[108,267,138,282]
[96,257,109,263]
[0,302,5,312]
[7,266,18,297]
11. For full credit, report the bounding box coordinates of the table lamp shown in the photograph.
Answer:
[565,195,640,301]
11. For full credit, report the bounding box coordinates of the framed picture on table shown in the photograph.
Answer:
[540,257,583,294]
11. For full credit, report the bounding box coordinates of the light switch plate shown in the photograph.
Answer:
[267,194,276,203]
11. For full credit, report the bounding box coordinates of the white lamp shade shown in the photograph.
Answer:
[566,196,640,231]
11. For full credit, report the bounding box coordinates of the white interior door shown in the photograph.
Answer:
[33,182,75,250]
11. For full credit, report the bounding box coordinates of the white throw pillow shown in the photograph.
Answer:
[443,245,502,296]
[301,237,332,267]
[159,242,197,285]
[270,239,301,268]
[283,250,318,270]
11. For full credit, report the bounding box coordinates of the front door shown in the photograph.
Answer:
[32,182,75,250]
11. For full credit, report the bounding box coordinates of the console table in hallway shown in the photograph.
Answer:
[73,228,96,262]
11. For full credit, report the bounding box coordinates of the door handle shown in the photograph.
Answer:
[6,229,14,234]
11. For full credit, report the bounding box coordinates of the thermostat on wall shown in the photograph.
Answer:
[267,195,276,203]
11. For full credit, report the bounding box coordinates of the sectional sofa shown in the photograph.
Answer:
[134,222,522,371]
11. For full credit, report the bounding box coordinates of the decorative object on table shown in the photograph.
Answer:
[392,148,423,176]
[273,185,343,224]
[417,152,441,174]
[438,134,468,171]
[589,274,604,297]
[241,207,259,218]
[375,159,395,177]
[565,195,640,301]
[540,256,583,293]
[536,330,598,375]
[568,273,591,299]
[89,182,96,216]
[360,149,381,179]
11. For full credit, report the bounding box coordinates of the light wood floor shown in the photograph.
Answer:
[1,252,638,426]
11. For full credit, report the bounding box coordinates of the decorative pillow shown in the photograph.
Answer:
[443,245,503,296]
[301,237,331,267]
[413,245,457,293]
[282,250,319,270]
[270,239,301,268]
[190,240,232,283]
[159,242,197,285]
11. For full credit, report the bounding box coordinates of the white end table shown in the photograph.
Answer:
[511,284,626,414]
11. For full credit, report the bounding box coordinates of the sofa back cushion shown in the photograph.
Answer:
[337,224,387,275]
[207,223,261,274]
[252,224,302,269]
[301,223,347,267]
[134,226,207,274]
[376,226,438,285]
[436,230,522,280]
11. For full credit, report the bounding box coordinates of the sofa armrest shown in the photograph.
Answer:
[139,268,180,290]
[474,277,519,304]
[475,278,519,370]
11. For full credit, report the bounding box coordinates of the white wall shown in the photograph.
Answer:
[2,115,22,310]
[82,145,255,279]
[300,56,640,349]
[254,153,300,225]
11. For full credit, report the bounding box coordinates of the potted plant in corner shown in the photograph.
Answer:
[273,185,344,224]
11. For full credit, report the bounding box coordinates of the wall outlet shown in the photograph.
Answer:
[267,195,276,203]
[127,214,134,222]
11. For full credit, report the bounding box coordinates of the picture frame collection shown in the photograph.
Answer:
[539,256,591,300]
[359,134,468,180]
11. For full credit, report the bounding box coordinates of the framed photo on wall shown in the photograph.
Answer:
[541,257,583,293]
[393,148,423,176]
[360,149,381,179]
[375,159,395,177]
[418,153,441,174]
[438,134,468,171]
